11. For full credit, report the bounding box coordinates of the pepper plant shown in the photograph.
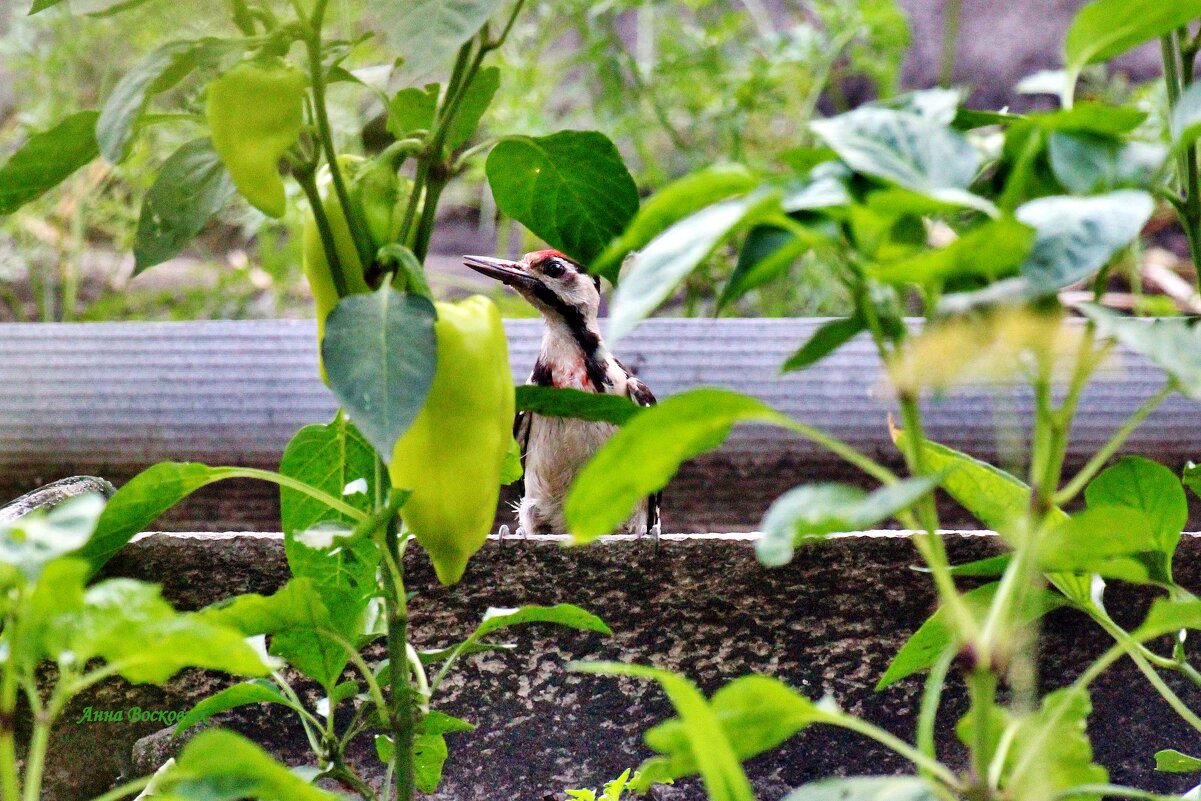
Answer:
[0,0,654,798]
[557,2,1201,800]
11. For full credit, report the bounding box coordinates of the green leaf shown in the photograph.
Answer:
[473,603,611,639]
[1029,103,1148,136]
[720,223,825,310]
[74,579,269,684]
[782,777,940,801]
[571,663,756,801]
[448,66,499,149]
[0,494,104,580]
[381,0,505,78]
[1085,456,1186,568]
[642,674,833,780]
[567,389,789,542]
[175,680,297,734]
[607,191,781,344]
[80,462,230,570]
[133,138,235,274]
[1014,191,1152,294]
[868,217,1035,285]
[756,478,939,567]
[417,710,477,735]
[486,130,639,265]
[515,386,641,425]
[387,84,439,139]
[947,553,1012,577]
[1065,0,1201,77]
[14,557,88,662]
[593,163,758,281]
[781,315,867,373]
[1136,598,1201,641]
[1047,134,1166,194]
[1172,82,1201,150]
[811,106,981,197]
[1155,749,1201,773]
[878,583,1068,689]
[414,733,449,793]
[0,112,99,216]
[155,729,342,800]
[97,39,242,164]
[990,689,1108,799]
[279,416,379,611]
[1037,507,1168,585]
[321,287,437,460]
[1082,305,1201,399]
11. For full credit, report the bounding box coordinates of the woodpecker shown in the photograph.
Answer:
[463,250,661,536]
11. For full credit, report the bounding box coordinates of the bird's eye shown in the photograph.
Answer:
[542,259,565,278]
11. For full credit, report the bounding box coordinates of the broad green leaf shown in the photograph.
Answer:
[1065,0,1201,77]
[1029,103,1148,136]
[1014,191,1152,294]
[1047,134,1166,194]
[995,688,1108,799]
[781,164,853,212]
[175,680,297,734]
[1085,456,1186,566]
[74,579,269,684]
[1172,82,1201,150]
[487,131,638,265]
[417,710,477,735]
[1037,506,1168,585]
[279,416,379,614]
[97,39,242,164]
[0,112,99,216]
[878,583,1068,689]
[80,462,232,570]
[200,578,359,687]
[1082,305,1201,399]
[1156,749,1201,773]
[0,494,104,580]
[593,164,758,281]
[381,0,505,78]
[783,777,940,801]
[1134,598,1201,640]
[757,477,939,567]
[134,138,235,273]
[154,729,342,800]
[414,733,449,793]
[720,222,825,310]
[387,84,439,139]
[607,191,780,343]
[516,386,641,425]
[321,287,437,460]
[567,389,789,541]
[811,106,981,197]
[14,557,88,662]
[869,217,1035,285]
[643,675,833,779]
[572,663,755,801]
[448,66,499,149]
[474,603,611,639]
[781,316,867,373]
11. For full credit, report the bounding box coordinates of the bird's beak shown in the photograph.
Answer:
[463,255,537,291]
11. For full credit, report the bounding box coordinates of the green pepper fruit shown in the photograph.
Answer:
[389,296,514,585]
[303,155,413,381]
[207,58,307,218]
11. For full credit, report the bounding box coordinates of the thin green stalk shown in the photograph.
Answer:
[86,776,154,801]
[831,714,962,791]
[316,628,390,720]
[21,717,50,801]
[383,517,415,801]
[294,167,350,298]
[225,467,369,522]
[916,648,954,764]
[1162,33,1201,289]
[967,670,997,785]
[0,653,19,801]
[1054,384,1173,505]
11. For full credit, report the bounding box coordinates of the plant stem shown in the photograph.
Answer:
[21,717,50,801]
[831,714,962,790]
[295,167,350,298]
[382,515,415,801]
[916,648,954,764]
[1054,384,1173,506]
[1162,32,1201,289]
[0,641,20,801]
[967,670,997,785]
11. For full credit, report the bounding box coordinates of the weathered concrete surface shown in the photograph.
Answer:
[24,533,1200,800]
